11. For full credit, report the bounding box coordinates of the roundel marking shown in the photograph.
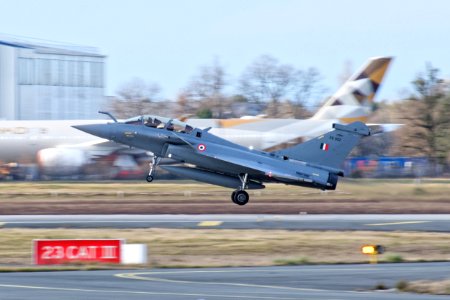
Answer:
[197,144,206,152]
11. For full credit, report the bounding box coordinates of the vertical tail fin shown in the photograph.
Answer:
[275,121,371,169]
[313,57,393,122]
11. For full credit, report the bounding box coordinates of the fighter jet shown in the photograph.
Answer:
[73,112,371,205]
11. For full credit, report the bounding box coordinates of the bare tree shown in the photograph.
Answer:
[239,55,324,117]
[110,78,161,118]
[184,58,228,118]
[174,92,194,117]
[293,67,325,117]
[239,55,297,111]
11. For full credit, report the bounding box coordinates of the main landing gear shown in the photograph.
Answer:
[146,156,161,182]
[231,173,250,206]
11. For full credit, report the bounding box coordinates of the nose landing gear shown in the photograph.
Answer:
[146,156,161,183]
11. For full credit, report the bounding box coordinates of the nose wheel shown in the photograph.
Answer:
[146,156,161,183]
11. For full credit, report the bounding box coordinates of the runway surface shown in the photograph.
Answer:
[0,263,448,299]
[1,214,449,232]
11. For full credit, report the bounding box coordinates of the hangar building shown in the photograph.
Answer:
[0,35,105,120]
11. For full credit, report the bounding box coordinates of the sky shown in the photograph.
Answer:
[1,0,449,104]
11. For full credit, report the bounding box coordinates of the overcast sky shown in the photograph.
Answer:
[1,0,449,103]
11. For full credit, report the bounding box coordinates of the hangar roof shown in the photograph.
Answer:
[0,34,105,57]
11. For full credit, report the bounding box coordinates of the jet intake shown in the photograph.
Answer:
[161,165,265,190]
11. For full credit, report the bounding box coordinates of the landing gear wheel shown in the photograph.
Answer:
[146,175,154,182]
[233,190,249,206]
[231,191,237,203]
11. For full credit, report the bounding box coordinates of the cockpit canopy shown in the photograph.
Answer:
[123,115,194,134]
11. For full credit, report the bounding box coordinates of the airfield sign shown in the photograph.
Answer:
[33,239,123,265]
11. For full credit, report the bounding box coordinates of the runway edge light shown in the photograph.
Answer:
[361,245,385,255]
[361,245,385,264]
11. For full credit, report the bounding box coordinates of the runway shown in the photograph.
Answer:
[1,214,449,232]
[0,263,448,299]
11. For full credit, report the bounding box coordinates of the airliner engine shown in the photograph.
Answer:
[37,148,88,176]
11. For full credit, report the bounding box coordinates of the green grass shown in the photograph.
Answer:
[385,254,404,263]
[396,280,408,290]
[273,257,311,266]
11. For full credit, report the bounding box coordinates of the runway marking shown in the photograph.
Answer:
[117,272,325,293]
[0,283,307,299]
[117,267,380,276]
[198,221,223,227]
[365,221,431,226]
[116,269,366,294]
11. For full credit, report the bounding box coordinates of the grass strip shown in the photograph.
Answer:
[0,228,448,268]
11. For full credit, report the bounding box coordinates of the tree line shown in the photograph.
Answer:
[110,55,325,119]
[354,63,450,168]
[110,57,450,169]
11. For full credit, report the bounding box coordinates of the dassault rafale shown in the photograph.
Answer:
[74,112,372,205]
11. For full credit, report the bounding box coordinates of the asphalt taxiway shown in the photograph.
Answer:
[1,214,449,231]
[0,263,448,299]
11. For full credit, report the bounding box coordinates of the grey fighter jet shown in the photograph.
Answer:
[73,112,371,205]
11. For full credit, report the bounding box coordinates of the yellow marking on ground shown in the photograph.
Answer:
[365,221,430,226]
[198,221,223,227]
[117,267,376,276]
[116,272,325,293]
[116,268,380,295]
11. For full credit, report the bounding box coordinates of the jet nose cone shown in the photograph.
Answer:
[72,124,111,139]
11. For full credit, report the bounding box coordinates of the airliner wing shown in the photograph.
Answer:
[58,138,146,156]
[58,138,112,148]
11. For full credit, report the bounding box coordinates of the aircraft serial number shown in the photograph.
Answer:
[329,136,342,142]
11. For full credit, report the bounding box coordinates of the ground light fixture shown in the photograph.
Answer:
[361,244,385,264]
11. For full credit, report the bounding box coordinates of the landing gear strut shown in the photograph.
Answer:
[146,156,161,182]
[232,173,250,205]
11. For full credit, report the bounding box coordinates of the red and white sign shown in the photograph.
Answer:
[33,239,123,265]
[197,143,206,151]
